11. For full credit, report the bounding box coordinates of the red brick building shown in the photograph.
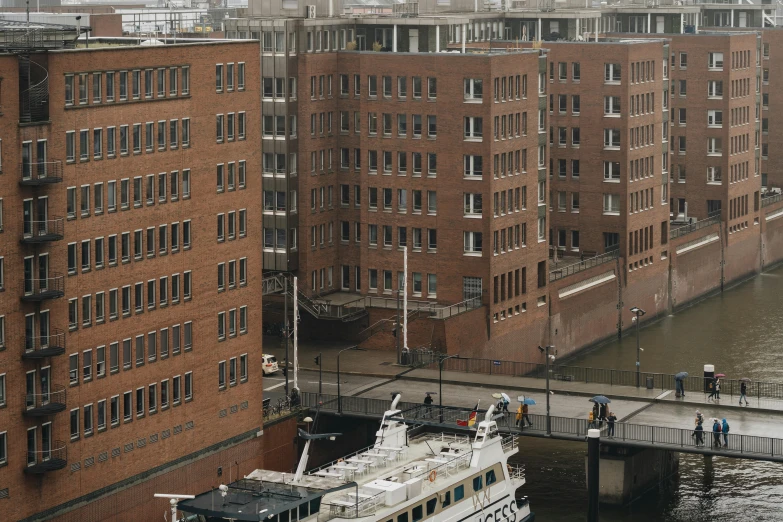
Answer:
[543,40,671,275]
[0,27,264,521]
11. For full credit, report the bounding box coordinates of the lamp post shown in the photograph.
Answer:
[630,306,646,388]
[337,346,364,413]
[438,354,460,423]
[538,345,555,435]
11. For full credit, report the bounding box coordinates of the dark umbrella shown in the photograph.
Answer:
[675,372,689,380]
[589,395,611,404]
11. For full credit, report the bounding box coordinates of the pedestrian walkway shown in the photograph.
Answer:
[401,368,783,414]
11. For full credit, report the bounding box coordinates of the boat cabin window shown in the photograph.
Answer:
[398,512,409,522]
[299,501,310,519]
[441,491,451,507]
[280,509,290,522]
[486,469,497,486]
[455,485,465,501]
[426,498,437,515]
[412,504,423,522]
[473,476,483,491]
[310,498,322,514]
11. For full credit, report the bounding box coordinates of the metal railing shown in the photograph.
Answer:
[22,217,64,241]
[23,384,66,412]
[25,440,67,469]
[22,329,66,356]
[425,355,783,401]
[523,413,783,459]
[302,391,419,416]
[20,160,63,184]
[432,296,482,319]
[550,249,619,283]
[21,274,64,300]
[392,1,418,15]
[670,211,721,240]
[762,192,783,208]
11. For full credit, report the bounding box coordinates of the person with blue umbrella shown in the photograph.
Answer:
[517,396,535,429]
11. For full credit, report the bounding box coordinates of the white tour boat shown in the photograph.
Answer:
[176,394,534,522]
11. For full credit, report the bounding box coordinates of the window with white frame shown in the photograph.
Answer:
[604,161,621,181]
[464,117,483,139]
[604,128,620,148]
[464,231,483,254]
[708,52,724,70]
[603,193,621,214]
[604,96,621,116]
[707,110,723,127]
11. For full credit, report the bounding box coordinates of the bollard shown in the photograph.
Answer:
[587,429,600,522]
[704,364,715,394]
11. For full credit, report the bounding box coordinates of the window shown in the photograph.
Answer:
[185,372,194,399]
[604,161,620,181]
[464,231,483,254]
[605,63,621,83]
[84,403,93,436]
[708,110,723,127]
[70,409,80,439]
[427,77,437,99]
[603,194,620,214]
[464,117,483,139]
[604,96,620,116]
[464,78,483,100]
[219,361,227,389]
[708,52,724,70]
[708,137,722,155]
[708,80,723,98]
[707,166,722,184]
[604,129,620,149]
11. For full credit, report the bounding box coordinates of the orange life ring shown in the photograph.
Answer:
[429,470,437,482]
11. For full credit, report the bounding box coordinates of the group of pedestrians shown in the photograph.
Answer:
[692,410,731,448]
[707,377,722,401]
[587,403,617,437]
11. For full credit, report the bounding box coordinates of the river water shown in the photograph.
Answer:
[512,265,783,520]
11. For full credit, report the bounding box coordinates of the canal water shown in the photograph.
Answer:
[513,265,783,520]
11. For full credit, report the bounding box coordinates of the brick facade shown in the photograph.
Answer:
[0,40,263,521]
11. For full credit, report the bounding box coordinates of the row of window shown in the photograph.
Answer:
[215,112,247,143]
[66,223,192,274]
[629,188,657,215]
[492,224,529,255]
[65,66,190,107]
[670,136,728,156]
[492,188,527,217]
[494,268,528,304]
[217,356,250,389]
[66,171,191,218]
[69,372,198,441]
[67,322,193,384]
[217,308,249,341]
[66,120,191,162]
[215,62,247,93]
[366,269,438,298]
[552,229,581,252]
[216,161,248,193]
[216,210,248,241]
[66,272,193,330]
[326,74,437,101]
[217,259,249,292]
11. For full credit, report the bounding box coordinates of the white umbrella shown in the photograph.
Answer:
[501,393,511,402]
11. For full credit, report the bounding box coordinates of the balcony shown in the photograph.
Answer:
[22,329,66,359]
[23,384,67,417]
[21,217,64,243]
[19,160,63,186]
[24,440,67,474]
[20,273,64,302]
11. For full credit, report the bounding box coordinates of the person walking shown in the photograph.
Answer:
[695,410,704,427]
[598,403,607,429]
[502,396,511,415]
[715,378,722,401]
[693,421,704,447]
[588,409,596,429]
[515,404,523,428]
[740,381,749,406]
[592,403,600,427]
[423,392,433,418]
[523,402,532,428]
[712,418,722,448]
[707,379,717,402]
[722,418,730,448]
[607,411,617,438]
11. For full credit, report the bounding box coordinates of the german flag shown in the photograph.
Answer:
[457,404,479,427]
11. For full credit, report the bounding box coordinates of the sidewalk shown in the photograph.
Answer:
[401,368,783,415]
[263,335,402,377]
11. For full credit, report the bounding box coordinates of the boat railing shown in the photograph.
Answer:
[501,434,517,453]
[421,451,473,491]
[325,490,385,518]
[310,441,382,476]
[507,463,525,481]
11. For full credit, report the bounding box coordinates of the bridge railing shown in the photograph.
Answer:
[424,356,783,401]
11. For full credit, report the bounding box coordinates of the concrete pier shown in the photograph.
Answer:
[587,445,679,505]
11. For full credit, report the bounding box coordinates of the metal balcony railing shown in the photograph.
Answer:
[23,384,67,417]
[22,328,66,358]
[19,160,63,185]
[20,273,65,302]
[24,440,67,474]
[762,192,783,208]
[21,217,64,243]
[670,210,721,240]
[550,248,619,282]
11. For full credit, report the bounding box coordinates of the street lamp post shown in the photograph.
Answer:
[337,346,364,413]
[630,307,646,388]
[438,354,460,423]
[539,345,555,435]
